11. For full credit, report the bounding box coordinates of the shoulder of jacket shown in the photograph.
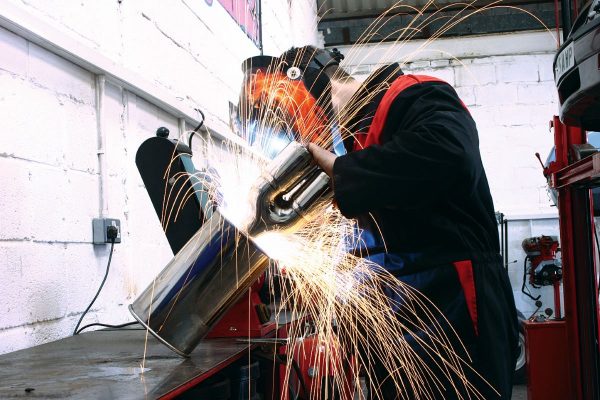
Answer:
[396,74,449,85]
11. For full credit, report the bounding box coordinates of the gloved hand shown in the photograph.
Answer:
[307,143,337,177]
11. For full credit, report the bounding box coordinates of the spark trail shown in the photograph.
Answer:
[148,0,556,397]
[156,131,488,399]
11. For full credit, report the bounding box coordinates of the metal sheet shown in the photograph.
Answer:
[0,326,251,399]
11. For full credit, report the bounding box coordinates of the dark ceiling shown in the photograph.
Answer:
[316,0,559,46]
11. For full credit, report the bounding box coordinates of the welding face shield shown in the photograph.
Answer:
[233,52,346,159]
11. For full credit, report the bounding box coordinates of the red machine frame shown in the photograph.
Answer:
[542,117,600,399]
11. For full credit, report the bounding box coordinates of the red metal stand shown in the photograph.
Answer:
[524,320,571,399]
[541,117,600,400]
[206,277,275,338]
[205,289,275,338]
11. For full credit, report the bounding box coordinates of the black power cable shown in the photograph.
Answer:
[522,255,541,302]
[252,350,309,399]
[75,321,140,334]
[594,220,600,296]
[188,109,205,150]
[73,226,136,335]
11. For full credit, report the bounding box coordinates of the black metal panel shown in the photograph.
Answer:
[136,137,207,255]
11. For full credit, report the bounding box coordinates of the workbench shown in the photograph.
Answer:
[0,325,253,399]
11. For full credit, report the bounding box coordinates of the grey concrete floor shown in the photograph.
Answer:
[512,384,527,400]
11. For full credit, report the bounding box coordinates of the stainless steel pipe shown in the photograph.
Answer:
[129,142,331,356]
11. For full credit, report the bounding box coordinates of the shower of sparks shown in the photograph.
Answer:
[164,134,490,399]
[142,0,556,397]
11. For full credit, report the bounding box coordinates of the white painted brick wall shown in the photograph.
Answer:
[455,86,475,107]
[0,0,319,354]
[496,59,540,83]
[417,66,456,86]
[537,54,557,82]
[517,82,558,104]
[455,63,496,87]
[28,43,96,103]
[0,25,27,74]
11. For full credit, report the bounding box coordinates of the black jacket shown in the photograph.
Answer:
[332,64,518,399]
[333,64,500,266]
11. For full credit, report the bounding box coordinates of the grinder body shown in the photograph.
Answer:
[130,141,330,356]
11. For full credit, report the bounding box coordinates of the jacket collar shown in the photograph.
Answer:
[341,63,403,150]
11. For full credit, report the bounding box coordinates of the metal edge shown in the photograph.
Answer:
[128,304,190,358]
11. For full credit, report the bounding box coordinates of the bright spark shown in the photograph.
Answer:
[141,0,554,396]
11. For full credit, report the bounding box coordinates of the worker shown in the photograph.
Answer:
[237,46,519,399]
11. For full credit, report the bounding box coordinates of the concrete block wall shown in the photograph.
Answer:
[0,0,320,354]
[5,0,321,133]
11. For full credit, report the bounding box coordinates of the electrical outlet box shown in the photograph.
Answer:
[92,218,122,244]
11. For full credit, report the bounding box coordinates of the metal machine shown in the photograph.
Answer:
[525,1,600,399]
[521,236,562,306]
[131,138,331,356]
[131,128,353,399]
[0,129,354,400]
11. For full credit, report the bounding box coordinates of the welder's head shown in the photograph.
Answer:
[235,46,346,158]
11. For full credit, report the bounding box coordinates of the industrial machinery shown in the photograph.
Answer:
[131,138,331,356]
[131,128,354,399]
[512,236,563,386]
[524,0,600,398]
[0,125,354,399]
[521,236,562,301]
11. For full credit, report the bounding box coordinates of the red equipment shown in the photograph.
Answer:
[529,117,600,400]
[277,330,355,400]
[521,236,562,288]
[521,235,563,320]
[528,1,600,398]
[205,277,274,339]
[524,320,572,399]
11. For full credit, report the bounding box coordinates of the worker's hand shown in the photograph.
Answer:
[307,143,337,177]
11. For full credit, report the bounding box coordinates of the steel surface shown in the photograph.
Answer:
[0,327,250,399]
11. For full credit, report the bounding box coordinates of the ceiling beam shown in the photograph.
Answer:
[319,2,557,46]
[318,0,555,21]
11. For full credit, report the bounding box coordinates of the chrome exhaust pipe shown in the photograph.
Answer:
[129,142,330,356]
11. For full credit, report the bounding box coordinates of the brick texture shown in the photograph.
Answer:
[0,1,319,355]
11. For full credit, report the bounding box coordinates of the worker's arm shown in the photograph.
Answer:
[307,143,336,176]
[330,82,482,218]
